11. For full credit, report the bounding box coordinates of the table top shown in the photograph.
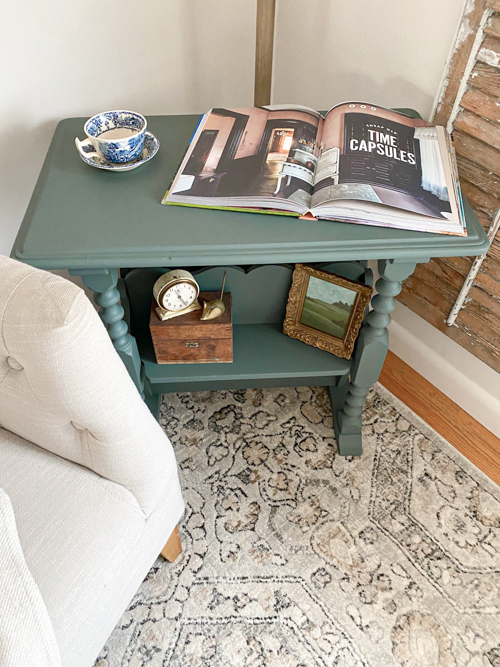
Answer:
[12,113,490,269]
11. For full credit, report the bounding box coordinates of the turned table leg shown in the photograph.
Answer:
[69,268,144,398]
[333,258,428,456]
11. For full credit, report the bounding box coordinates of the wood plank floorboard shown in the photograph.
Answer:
[379,350,500,486]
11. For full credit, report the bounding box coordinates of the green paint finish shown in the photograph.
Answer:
[10,111,491,456]
[12,115,489,270]
[153,374,347,396]
[124,264,369,402]
[125,263,370,334]
[333,259,418,454]
[144,391,161,419]
[333,421,364,456]
[142,322,351,387]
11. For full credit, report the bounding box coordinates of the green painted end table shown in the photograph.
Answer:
[11,113,490,456]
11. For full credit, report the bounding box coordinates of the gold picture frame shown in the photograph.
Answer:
[283,264,373,359]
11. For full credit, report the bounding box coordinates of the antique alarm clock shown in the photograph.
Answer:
[153,269,201,321]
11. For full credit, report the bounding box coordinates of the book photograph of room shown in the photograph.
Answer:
[165,101,465,235]
[170,106,321,207]
[1,0,500,666]
[315,103,454,220]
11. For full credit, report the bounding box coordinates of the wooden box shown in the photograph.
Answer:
[150,292,233,364]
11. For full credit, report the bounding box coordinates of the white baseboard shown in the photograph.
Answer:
[388,302,500,439]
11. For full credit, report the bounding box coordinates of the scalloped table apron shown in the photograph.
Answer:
[11,111,490,456]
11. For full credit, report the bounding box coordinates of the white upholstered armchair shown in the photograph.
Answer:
[0,256,185,666]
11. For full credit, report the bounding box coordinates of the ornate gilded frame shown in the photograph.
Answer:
[283,264,373,359]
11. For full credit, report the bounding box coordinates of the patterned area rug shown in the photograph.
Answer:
[95,385,500,667]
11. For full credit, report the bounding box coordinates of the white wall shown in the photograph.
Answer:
[273,0,465,119]
[370,256,499,437]
[390,302,500,439]
[0,0,256,256]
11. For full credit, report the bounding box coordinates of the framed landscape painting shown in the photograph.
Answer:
[283,264,373,359]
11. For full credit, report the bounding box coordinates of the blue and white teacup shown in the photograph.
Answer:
[75,110,147,164]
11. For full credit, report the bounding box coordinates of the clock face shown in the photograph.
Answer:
[163,281,198,312]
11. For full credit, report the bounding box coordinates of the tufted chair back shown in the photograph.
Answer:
[0,256,177,516]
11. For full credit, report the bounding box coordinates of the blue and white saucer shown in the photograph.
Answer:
[76,131,159,171]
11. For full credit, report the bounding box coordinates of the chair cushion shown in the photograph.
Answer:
[0,255,180,516]
[0,427,146,665]
[0,488,61,667]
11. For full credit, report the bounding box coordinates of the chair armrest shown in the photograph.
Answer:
[0,259,180,516]
[0,488,61,667]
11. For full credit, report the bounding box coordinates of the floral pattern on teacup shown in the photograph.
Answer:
[83,110,146,163]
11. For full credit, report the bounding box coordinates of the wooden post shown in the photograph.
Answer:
[255,0,276,106]
[161,526,182,562]
[333,259,428,455]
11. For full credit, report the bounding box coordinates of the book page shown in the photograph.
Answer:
[311,102,453,220]
[264,104,323,117]
[165,107,323,212]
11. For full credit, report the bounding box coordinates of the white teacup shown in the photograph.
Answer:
[75,110,147,164]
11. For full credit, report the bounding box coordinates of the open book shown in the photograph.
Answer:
[163,102,466,236]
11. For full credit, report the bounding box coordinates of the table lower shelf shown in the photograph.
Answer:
[140,322,351,394]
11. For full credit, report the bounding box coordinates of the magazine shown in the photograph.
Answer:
[162,102,466,236]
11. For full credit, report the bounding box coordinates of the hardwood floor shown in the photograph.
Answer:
[379,350,500,486]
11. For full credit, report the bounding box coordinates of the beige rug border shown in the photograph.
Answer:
[373,382,500,496]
